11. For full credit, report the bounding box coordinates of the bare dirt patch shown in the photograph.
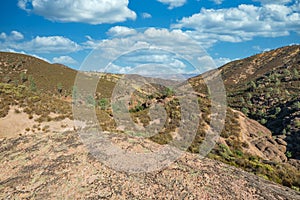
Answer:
[0,106,74,138]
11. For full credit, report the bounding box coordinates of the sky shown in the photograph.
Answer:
[0,0,299,75]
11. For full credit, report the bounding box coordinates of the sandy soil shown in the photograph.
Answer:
[0,106,74,138]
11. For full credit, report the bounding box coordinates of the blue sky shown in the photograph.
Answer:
[0,0,299,74]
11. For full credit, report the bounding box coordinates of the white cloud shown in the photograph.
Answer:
[214,57,234,67]
[52,55,78,64]
[0,33,6,40]
[107,26,137,37]
[0,31,24,41]
[211,0,224,5]
[107,63,134,74]
[156,0,187,9]
[173,3,300,46]
[142,12,152,19]
[81,27,216,74]
[17,36,80,53]
[10,31,24,41]
[18,0,136,24]
[0,32,80,54]
[253,0,292,5]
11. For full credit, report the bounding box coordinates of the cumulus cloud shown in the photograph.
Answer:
[156,0,187,9]
[141,12,152,19]
[17,0,136,24]
[18,36,80,53]
[173,2,300,46]
[0,31,24,41]
[81,27,216,74]
[0,33,6,40]
[53,55,78,64]
[0,31,80,54]
[107,26,137,37]
[253,0,292,5]
[107,63,134,74]
[211,0,224,5]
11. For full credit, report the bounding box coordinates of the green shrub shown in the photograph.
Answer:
[249,81,257,91]
[57,82,63,94]
[235,150,244,157]
[292,101,300,110]
[286,151,292,158]
[98,98,109,110]
[241,107,249,115]
[29,76,37,92]
[20,72,27,83]
[293,68,299,79]
[282,129,287,135]
[163,87,174,98]
[275,107,281,115]
[260,118,267,125]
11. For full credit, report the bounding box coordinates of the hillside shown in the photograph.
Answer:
[0,52,117,97]
[0,49,300,198]
[189,45,300,187]
[219,45,300,160]
[0,52,77,95]
[1,130,299,199]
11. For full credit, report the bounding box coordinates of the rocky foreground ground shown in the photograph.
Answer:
[1,129,299,200]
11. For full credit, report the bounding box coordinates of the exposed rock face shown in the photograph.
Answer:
[232,110,287,163]
[1,131,299,199]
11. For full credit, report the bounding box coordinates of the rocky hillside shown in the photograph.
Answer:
[0,49,300,198]
[219,45,300,160]
[188,45,300,188]
[1,129,299,199]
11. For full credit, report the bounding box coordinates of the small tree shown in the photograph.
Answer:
[286,151,292,158]
[275,107,281,115]
[283,69,291,77]
[98,98,109,110]
[247,101,252,106]
[163,87,174,98]
[257,109,265,117]
[260,118,267,125]
[282,128,287,135]
[275,79,281,86]
[292,101,300,110]
[239,97,245,104]
[57,82,63,94]
[247,93,252,99]
[274,88,280,95]
[241,107,249,115]
[29,75,36,92]
[293,68,299,79]
[249,81,256,91]
[20,72,27,83]
[269,74,276,82]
